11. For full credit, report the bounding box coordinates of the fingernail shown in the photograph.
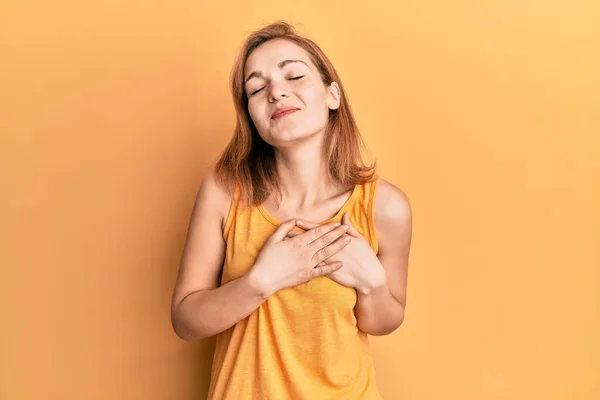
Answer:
[334,222,341,227]
[345,236,351,241]
[297,220,303,225]
[343,225,349,231]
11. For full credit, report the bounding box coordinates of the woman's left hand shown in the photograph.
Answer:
[286,213,387,294]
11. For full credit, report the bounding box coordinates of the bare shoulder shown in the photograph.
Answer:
[373,179,412,257]
[195,168,233,232]
[374,178,412,225]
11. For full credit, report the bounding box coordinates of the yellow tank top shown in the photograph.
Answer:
[207,177,383,400]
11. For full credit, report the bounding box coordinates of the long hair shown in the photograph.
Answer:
[214,20,377,206]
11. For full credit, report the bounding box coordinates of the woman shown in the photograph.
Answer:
[171,21,412,399]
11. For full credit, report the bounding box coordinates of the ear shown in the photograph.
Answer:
[326,82,341,110]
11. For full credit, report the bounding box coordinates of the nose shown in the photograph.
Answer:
[268,79,289,103]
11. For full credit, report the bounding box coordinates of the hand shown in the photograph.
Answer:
[286,213,387,294]
[248,219,351,297]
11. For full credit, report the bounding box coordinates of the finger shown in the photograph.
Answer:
[308,223,349,252]
[283,226,303,240]
[311,261,343,278]
[267,219,297,244]
[295,219,322,230]
[312,234,351,264]
[296,221,341,245]
[316,258,337,268]
[343,213,363,238]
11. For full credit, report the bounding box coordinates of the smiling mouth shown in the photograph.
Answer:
[272,109,299,119]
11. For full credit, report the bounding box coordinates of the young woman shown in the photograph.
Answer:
[171,21,412,400]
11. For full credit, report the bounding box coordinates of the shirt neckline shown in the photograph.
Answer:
[257,184,361,227]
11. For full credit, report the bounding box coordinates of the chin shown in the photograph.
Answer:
[268,129,321,148]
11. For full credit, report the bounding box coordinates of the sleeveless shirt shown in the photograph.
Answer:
[207,177,383,400]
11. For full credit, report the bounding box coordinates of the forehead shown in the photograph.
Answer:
[244,39,313,73]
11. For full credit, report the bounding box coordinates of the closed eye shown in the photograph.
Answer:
[249,76,304,96]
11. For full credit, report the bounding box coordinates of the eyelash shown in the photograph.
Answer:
[249,76,304,96]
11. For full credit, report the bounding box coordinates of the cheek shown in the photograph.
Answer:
[302,90,330,120]
[247,102,264,127]
[300,85,329,111]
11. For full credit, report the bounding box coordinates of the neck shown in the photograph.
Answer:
[273,135,339,208]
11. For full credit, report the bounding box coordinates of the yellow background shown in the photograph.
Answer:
[1,1,599,399]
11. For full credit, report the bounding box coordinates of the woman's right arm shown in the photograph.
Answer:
[170,170,351,340]
[170,170,267,341]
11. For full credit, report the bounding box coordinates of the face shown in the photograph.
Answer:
[243,39,340,148]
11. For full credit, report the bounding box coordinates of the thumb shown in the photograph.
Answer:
[295,219,321,230]
[343,213,362,238]
[268,219,297,244]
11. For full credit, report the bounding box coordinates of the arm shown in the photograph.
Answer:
[173,275,268,341]
[170,170,268,341]
[354,179,412,336]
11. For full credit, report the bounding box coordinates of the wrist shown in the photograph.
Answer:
[357,279,388,296]
[246,267,274,300]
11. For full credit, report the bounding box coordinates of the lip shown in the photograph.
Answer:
[271,107,300,119]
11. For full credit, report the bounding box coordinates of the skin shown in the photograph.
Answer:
[170,38,412,340]
[244,38,345,216]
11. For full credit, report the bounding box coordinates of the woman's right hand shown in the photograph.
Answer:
[248,219,351,297]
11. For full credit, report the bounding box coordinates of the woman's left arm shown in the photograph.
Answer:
[354,179,413,336]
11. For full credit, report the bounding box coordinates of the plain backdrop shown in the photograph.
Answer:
[1,1,599,399]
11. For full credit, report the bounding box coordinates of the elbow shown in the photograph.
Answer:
[358,310,405,336]
[171,293,217,341]
[359,322,401,336]
[171,310,209,341]
[171,315,191,341]
[171,318,209,341]
[172,324,195,341]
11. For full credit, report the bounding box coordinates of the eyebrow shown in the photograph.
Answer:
[244,59,309,85]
